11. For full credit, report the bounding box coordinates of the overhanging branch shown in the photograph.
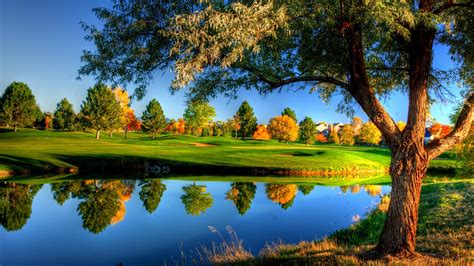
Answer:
[426,92,474,160]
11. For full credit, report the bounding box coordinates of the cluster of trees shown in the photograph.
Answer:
[2,179,386,233]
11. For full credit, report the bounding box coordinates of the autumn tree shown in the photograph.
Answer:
[328,129,340,144]
[268,115,299,143]
[226,182,257,215]
[183,101,216,136]
[299,117,317,144]
[340,125,355,145]
[396,121,407,131]
[80,83,122,139]
[126,112,141,132]
[181,183,213,216]
[80,0,474,256]
[226,115,241,139]
[351,116,363,135]
[0,82,38,132]
[113,87,136,139]
[236,101,257,139]
[281,107,297,123]
[316,133,328,143]
[53,98,76,131]
[429,123,452,139]
[252,124,271,140]
[358,122,382,146]
[141,99,166,139]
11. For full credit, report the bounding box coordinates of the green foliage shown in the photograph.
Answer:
[0,183,42,231]
[53,98,76,131]
[141,99,167,139]
[299,117,317,144]
[77,187,121,234]
[226,182,257,215]
[0,82,38,131]
[80,83,122,138]
[181,183,213,216]
[183,101,216,136]
[139,180,166,214]
[282,107,297,123]
[297,185,314,196]
[236,101,257,139]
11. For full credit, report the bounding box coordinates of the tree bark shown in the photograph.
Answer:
[376,142,428,256]
[96,129,100,140]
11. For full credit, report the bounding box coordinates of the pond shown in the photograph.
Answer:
[0,177,390,265]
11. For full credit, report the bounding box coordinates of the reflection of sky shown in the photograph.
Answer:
[0,180,390,265]
[1,0,464,125]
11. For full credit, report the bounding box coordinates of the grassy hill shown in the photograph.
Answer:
[0,128,456,177]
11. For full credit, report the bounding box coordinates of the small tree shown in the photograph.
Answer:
[328,129,340,144]
[113,87,135,139]
[141,99,166,139]
[429,123,451,139]
[299,116,317,144]
[53,98,76,131]
[268,115,299,143]
[281,107,297,123]
[316,133,328,143]
[80,83,122,139]
[358,122,382,146]
[236,101,257,139]
[340,125,355,145]
[183,101,216,136]
[226,115,241,139]
[252,124,271,140]
[0,82,38,132]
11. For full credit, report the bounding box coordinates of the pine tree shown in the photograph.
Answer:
[236,101,257,139]
[53,98,76,131]
[0,82,38,132]
[299,117,317,144]
[141,99,167,139]
[282,107,297,123]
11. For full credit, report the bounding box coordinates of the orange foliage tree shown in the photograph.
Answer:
[252,124,271,140]
[265,184,297,209]
[429,123,451,139]
[268,115,299,143]
[126,112,141,132]
[316,133,327,143]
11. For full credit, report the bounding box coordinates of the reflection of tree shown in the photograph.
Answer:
[181,183,213,216]
[139,180,166,214]
[350,185,361,194]
[0,183,42,231]
[297,185,314,195]
[364,185,382,196]
[225,182,256,215]
[265,184,297,209]
[340,186,349,194]
[51,181,82,205]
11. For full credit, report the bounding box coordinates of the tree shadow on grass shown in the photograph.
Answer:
[0,155,58,172]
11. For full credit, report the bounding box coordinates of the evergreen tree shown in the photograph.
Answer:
[141,99,167,139]
[236,101,257,139]
[299,117,317,144]
[53,98,76,131]
[139,180,167,214]
[0,82,38,132]
[282,107,297,123]
[80,83,122,139]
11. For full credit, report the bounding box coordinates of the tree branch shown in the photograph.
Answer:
[426,92,474,160]
[433,2,474,15]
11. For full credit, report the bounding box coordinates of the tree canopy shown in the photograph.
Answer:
[236,101,257,139]
[183,101,216,136]
[53,98,76,131]
[0,82,38,131]
[142,98,167,139]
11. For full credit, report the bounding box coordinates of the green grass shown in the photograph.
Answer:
[0,128,458,176]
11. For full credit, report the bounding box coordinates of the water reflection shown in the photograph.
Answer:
[1,179,385,233]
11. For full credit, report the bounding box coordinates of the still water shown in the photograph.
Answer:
[0,178,390,265]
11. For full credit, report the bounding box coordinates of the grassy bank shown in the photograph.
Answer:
[201,180,473,265]
[0,128,457,177]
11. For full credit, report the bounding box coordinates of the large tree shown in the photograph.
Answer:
[81,83,122,139]
[80,0,474,257]
[0,82,38,132]
[141,98,167,139]
[183,101,216,136]
[236,101,257,139]
[299,116,317,144]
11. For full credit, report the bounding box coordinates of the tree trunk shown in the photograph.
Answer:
[96,129,100,140]
[14,125,17,132]
[109,131,112,137]
[376,143,428,256]
[124,127,128,140]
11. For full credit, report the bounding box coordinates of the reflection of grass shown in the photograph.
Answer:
[0,128,457,177]
[198,180,473,265]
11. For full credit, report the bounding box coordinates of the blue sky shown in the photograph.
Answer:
[0,0,464,124]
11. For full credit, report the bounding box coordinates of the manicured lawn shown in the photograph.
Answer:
[0,128,457,176]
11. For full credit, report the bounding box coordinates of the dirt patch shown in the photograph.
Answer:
[192,142,216,147]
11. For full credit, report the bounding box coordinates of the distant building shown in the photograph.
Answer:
[316,122,329,136]
[330,123,345,134]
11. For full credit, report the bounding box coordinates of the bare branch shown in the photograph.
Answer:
[426,92,474,160]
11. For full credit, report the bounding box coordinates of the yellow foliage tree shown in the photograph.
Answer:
[328,129,340,144]
[358,121,382,145]
[267,115,299,143]
[339,125,355,145]
[265,184,297,207]
[396,121,406,131]
[364,185,382,196]
[113,87,135,139]
[252,124,271,140]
